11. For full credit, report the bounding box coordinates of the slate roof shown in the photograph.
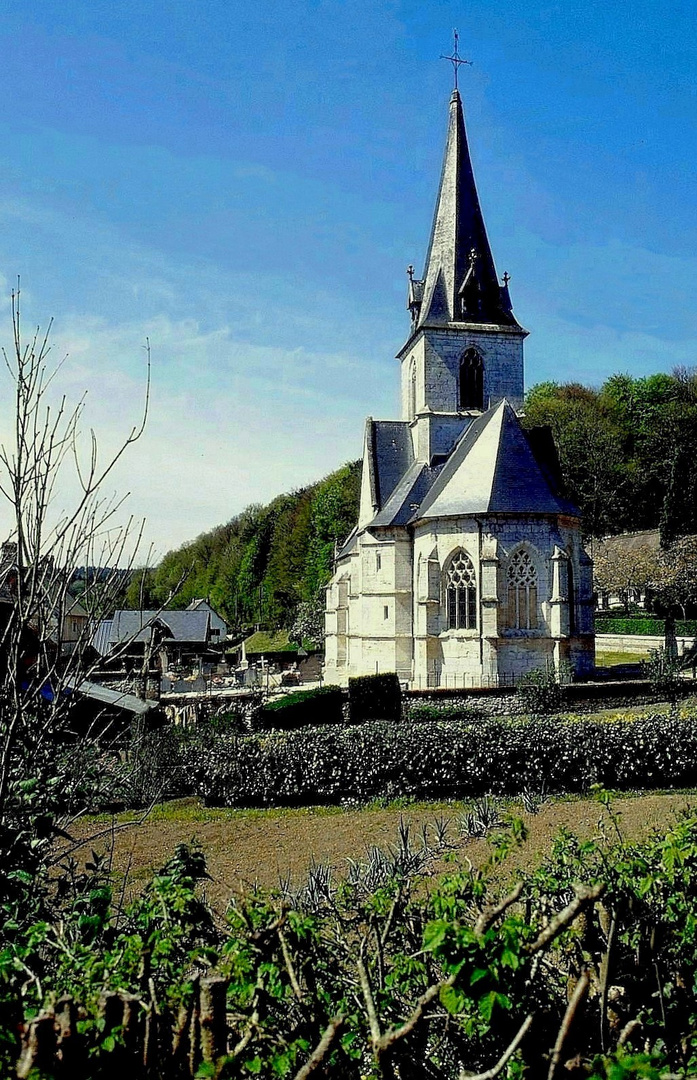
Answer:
[416,90,522,331]
[417,401,578,520]
[356,401,578,534]
[336,526,358,560]
[108,609,210,646]
[371,462,444,527]
[369,420,414,508]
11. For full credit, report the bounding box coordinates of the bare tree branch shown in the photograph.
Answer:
[293,1015,345,1080]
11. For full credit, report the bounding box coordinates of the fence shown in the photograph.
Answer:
[410,670,526,691]
[16,975,227,1079]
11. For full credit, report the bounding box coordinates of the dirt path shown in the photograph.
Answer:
[61,790,697,913]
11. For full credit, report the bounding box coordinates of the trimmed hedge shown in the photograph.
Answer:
[348,672,402,723]
[187,711,697,808]
[595,616,697,636]
[252,685,343,731]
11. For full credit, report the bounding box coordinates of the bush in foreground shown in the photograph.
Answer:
[8,803,697,1076]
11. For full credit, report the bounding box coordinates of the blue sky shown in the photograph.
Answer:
[0,1,695,553]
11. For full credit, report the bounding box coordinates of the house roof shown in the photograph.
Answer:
[65,598,89,619]
[108,609,211,646]
[595,530,661,558]
[68,678,158,716]
[92,619,114,656]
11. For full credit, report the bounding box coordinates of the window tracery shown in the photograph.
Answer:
[507,549,538,630]
[445,550,477,629]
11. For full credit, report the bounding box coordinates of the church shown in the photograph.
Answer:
[324,78,595,689]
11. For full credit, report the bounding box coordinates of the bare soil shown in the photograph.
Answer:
[62,791,697,915]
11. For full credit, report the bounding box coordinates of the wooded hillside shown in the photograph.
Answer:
[127,460,361,630]
[523,369,697,541]
[132,370,697,632]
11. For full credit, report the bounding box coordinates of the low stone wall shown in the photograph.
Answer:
[403,677,696,719]
[596,632,697,655]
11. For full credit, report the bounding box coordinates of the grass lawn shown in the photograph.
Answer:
[595,648,650,666]
[63,789,697,914]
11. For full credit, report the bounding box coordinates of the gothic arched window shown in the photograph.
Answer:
[507,549,538,630]
[445,550,477,630]
[459,348,483,410]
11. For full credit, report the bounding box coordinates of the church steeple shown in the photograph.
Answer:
[408,89,521,332]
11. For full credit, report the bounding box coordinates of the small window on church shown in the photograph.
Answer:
[383,605,389,620]
[376,552,381,571]
[507,549,538,630]
[445,550,477,630]
[459,348,483,410]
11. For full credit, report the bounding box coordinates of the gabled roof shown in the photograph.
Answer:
[108,609,211,646]
[416,90,522,331]
[416,400,578,520]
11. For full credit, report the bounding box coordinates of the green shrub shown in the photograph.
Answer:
[595,616,697,636]
[405,703,481,723]
[641,647,682,700]
[252,685,343,731]
[595,616,665,635]
[348,672,402,723]
[516,667,565,715]
[192,710,697,807]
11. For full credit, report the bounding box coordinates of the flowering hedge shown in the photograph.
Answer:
[185,711,697,807]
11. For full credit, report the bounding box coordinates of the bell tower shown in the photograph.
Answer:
[397,76,527,464]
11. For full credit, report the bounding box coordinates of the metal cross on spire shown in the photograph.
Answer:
[440,29,472,90]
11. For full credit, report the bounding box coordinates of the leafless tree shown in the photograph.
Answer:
[0,284,151,820]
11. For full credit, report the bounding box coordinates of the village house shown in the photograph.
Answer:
[92,607,225,672]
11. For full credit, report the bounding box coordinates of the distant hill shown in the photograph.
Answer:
[127,460,361,631]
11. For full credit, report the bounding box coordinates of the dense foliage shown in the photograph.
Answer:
[9,799,697,1077]
[348,674,403,724]
[125,460,361,630]
[523,370,697,539]
[128,709,697,810]
[596,616,697,636]
[252,686,344,731]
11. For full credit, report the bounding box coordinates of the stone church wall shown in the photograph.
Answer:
[400,327,524,421]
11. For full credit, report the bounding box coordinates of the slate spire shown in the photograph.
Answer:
[413,89,521,330]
